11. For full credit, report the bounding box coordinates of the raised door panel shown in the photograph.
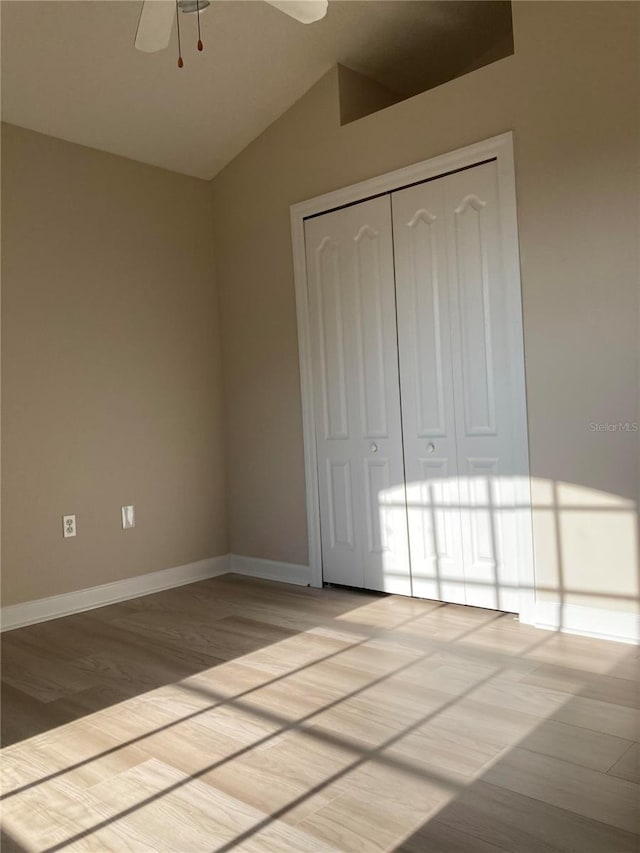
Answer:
[353,226,389,439]
[315,238,349,440]
[458,457,521,613]
[326,459,355,550]
[453,195,497,437]
[404,456,466,603]
[392,180,465,604]
[404,209,447,439]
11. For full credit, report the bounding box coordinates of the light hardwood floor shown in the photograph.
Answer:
[1,574,639,852]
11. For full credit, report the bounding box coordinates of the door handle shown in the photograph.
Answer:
[370,443,378,453]
[427,442,435,453]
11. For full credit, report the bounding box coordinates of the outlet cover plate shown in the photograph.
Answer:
[121,505,135,529]
[63,515,76,538]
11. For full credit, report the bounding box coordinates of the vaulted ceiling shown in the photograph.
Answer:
[1,1,513,179]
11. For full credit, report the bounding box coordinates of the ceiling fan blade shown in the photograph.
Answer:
[135,0,175,53]
[263,0,328,24]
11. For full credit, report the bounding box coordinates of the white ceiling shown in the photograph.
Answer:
[1,1,512,180]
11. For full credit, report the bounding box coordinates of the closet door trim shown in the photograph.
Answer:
[290,132,535,624]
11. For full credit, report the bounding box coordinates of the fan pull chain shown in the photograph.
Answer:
[196,0,203,51]
[176,0,184,68]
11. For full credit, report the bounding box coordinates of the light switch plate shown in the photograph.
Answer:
[121,505,135,529]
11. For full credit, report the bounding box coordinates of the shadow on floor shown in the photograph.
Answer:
[1,573,383,746]
[1,573,638,851]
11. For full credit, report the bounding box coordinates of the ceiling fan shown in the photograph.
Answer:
[135,0,328,66]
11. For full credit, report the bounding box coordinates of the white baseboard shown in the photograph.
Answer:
[0,553,310,632]
[3,554,636,646]
[230,554,311,586]
[0,554,230,632]
[534,600,640,645]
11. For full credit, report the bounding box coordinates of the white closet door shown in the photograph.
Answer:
[443,160,521,612]
[391,180,466,604]
[305,196,411,594]
[393,160,525,611]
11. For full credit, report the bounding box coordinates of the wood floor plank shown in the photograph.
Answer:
[1,718,149,796]
[523,631,640,680]
[398,818,510,853]
[516,717,633,771]
[467,672,576,719]
[408,695,541,753]
[1,644,99,704]
[550,692,640,741]
[482,746,640,834]
[197,741,340,825]
[434,779,640,853]
[0,681,77,747]
[608,741,640,783]
[1,770,153,853]
[89,757,332,852]
[521,661,640,709]
[0,829,28,853]
[297,791,435,852]
[296,759,463,852]
[388,720,509,780]
[87,757,267,849]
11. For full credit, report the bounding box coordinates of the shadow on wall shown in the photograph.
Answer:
[373,476,639,626]
[337,1,514,124]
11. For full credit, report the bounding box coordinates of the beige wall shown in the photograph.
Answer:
[1,124,227,605]
[2,2,638,617]
[210,2,639,613]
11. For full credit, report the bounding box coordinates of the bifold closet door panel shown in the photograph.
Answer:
[305,196,411,594]
[391,180,467,605]
[393,160,524,612]
[443,160,520,612]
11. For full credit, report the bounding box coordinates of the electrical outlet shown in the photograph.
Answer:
[121,505,135,529]
[63,514,76,538]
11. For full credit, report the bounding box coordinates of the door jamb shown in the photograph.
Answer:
[290,131,535,623]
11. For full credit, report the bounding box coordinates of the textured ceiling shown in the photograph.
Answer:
[1,1,512,179]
